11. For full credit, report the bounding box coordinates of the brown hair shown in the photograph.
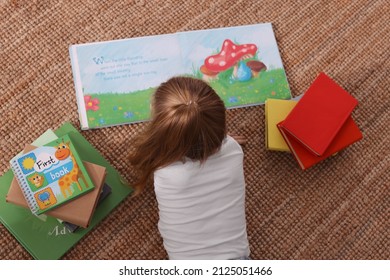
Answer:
[129,76,226,194]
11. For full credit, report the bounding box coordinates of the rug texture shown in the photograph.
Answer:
[0,0,388,259]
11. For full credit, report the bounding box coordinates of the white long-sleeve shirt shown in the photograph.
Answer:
[154,136,250,259]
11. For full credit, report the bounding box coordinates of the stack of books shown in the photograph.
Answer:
[0,122,133,259]
[265,72,363,170]
[8,134,109,229]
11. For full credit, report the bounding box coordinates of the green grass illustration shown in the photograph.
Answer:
[85,68,290,128]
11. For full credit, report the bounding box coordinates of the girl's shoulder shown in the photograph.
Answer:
[223,135,244,153]
[156,136,242,174]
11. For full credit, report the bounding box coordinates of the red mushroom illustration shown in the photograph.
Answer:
[204,39,258,79]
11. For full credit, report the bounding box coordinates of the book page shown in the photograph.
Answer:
[178,23,291,109]
[70,34,184,128]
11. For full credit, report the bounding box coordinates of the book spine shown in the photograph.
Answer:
[9,160,39,215]
[69,46,89,130]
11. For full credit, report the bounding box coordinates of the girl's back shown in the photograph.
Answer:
[155,136,250,260]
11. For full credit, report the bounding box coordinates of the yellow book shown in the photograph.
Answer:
[265,99,298,151]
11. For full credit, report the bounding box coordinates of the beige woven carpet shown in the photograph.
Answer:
[0,0,389,259]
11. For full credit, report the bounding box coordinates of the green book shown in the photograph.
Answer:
[10,134,95,215]
[0,122,133,259]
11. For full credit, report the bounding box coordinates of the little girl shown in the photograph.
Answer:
[129,76,250,260]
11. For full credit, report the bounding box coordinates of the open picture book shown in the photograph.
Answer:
[69,23,291,129]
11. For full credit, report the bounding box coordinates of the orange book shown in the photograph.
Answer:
[278,72,358,156]
[277,116,362,170]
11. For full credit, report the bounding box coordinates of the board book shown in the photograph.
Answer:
[9,134,95,215]
[69,23,291,129]
[0,122,133,259]
[278,116,363,170]
[7,153,106,228]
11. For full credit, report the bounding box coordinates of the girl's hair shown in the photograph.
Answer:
[129,76,226,194]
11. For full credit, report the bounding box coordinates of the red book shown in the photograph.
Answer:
[278,73,358,156]
[277,116,362,170]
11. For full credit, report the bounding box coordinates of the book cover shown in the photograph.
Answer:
[0,122,133,259]
[278,72,358,156]
[278,116,363,170]
[69,23,291,129]
[265,98,298,151]
[7,155,106,228]
[9,134,95,215]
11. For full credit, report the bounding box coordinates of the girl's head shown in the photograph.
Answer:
[129,76,226,193]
